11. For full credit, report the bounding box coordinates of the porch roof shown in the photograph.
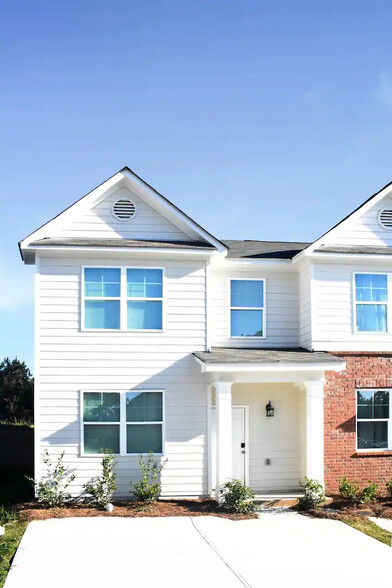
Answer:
[193,347,345,373]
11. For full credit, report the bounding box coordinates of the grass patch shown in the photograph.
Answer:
[341,515,392,547]
[0,519,27,587]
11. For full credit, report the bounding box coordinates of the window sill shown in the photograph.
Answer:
[353,451,392,457]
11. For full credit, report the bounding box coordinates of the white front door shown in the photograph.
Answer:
[231,407,246,483]
[212,406,247,488]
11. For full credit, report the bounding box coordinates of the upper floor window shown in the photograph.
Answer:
[230,279,265,337]
[83,267,163,331]
[354,273,388,333]
[357,389,390,450]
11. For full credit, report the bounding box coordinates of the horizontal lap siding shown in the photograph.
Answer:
[210,267,300,347]
[313,261,392,351]
[327,195,392,246]
[37,255,208,497]
[299,263,312,349]
[59,186,191,241]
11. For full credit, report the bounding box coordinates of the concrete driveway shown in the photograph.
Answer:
[4,512,391,588]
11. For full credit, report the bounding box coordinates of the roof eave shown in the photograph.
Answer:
[194,357,346,373]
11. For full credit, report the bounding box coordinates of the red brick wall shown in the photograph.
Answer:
[325,353,392,495]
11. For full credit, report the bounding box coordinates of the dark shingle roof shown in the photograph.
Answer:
[193,347,343,365]
[222,240,310,259]
[30,238,215,250]
[315,245,392,256]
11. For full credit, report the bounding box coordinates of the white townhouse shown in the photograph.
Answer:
[20,169,392,498]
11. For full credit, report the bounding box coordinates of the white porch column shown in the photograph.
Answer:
[304,379,325,485]
[215,380,233,500]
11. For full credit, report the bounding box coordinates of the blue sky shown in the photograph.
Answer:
[1,0,392,370]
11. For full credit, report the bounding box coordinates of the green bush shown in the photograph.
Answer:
[26,450,75,507]
[219,479,256,514]
[0,505,17,525]
[131,452,167,503]
[297,477,325,511]
[83,451,117,509]
[386,480,392,497]
[339,476,378,505]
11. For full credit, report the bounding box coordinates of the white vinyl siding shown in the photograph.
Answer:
[36,255,207,497]
[210,267,299,348]
[312,261,392,351]
[299,262,312,349]
[323,194,392,247]
[58,186,192,242]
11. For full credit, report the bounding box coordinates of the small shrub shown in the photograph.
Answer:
[27,450,75,507]
[361,482,379,503]
[131,452,167,503]
[219,479,256,514]
[297,477,325,511]
[0,505,17,525]
[339,476,378,505]
[83,451,117,509]
[386,480,392,497]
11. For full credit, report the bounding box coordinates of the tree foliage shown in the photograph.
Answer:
[0,358,34,423]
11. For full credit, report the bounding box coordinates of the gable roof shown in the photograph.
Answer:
[223,240,310,259]
[293,181,392,260]
[19,166,227,262]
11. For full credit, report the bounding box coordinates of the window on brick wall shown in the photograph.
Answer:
[356,389,391,450]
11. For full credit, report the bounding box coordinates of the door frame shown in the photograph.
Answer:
[232,405,250,487]
[208,403,250,493]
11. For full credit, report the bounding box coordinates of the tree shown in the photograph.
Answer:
[0,358,34,423]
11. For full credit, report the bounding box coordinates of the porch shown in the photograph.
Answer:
[193,348,345,498]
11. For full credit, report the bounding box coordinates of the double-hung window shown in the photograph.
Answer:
[82,267,163,331]
[354,273,388,333]
[84,268,121,329]
[127,269,163,330]
[81,390,164,455]
[126,391,163,454]
[356,389,391,450]
[230,279,265,337]
[83,392,121,454]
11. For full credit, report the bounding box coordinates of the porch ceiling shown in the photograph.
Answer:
[193,347,345,373]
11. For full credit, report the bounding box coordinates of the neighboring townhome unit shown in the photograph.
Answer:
[19,168,392,498]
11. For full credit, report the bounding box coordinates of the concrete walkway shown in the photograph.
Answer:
[4,513,392,588]
[370,516,392,534]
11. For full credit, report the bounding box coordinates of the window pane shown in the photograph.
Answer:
[231,309,263,337]
[83,392,120,422]
[356,304,387,332]
[127,269,163,298]
[85,300,120,329]
[84,424,120,454]
[126,392,163,422]
[357,405,372,419]
[231,280,263,308]
[355,274,387,302]
[127,424,162,453]
[84,268,121,297]
[357,421,388,449]
[127,301,162,330]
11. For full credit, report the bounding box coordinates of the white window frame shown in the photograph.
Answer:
[80,391,121,456]
[352,272,391,335]
[125,390,165,456]
[80,389,165,457]
[228,278,266,339]
[356,388,392,452]
[81,266,165,332]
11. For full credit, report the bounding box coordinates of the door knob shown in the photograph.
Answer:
[241,442,245,448]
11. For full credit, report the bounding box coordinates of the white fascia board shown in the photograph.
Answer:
[293,182,392,264]
[309,252,392,262]
[24,245,219,261]
[211,257,293,269]
[194,357,346,373]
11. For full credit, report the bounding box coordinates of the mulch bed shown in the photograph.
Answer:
[304,496,392,520]
[16,499,257,522]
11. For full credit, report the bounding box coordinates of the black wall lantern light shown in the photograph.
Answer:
[266,401,274,417]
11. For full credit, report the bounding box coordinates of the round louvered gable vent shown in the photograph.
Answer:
[112,199,136,221]
[378,208,392,230]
